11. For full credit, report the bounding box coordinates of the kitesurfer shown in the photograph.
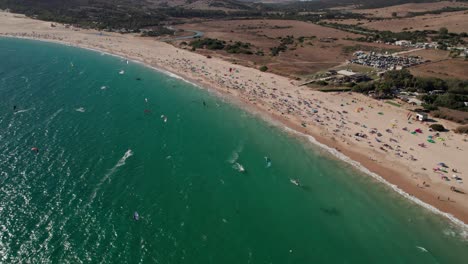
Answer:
[133,211,139,221]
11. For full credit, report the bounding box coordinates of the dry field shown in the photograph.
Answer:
[176,19,402,77]
[405,49,450,61]
[410,58,468,80]
[321,18,366,25]
[360,11,468,33]
[324,10,468,34]
[350,1,468,18]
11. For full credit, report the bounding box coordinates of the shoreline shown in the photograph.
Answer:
[1,13,468,231]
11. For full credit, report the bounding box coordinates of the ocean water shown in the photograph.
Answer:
[0,37,467,263]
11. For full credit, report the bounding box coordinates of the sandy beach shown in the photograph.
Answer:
[1,11,467,226]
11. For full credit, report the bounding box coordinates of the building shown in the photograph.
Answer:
[337,70,356,77]
[336,70,370,83]
[416,113,428,121]
[395,40,411,46]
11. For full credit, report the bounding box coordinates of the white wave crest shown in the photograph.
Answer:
[227,144,243,164]
[90,149,133,201]
[13,108,33,114]
[232,162,245,173]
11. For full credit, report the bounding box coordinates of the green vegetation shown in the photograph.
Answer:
[141,27,174,37]
[352,69,468,112]
[189,38,253,55]
[0,0,167,31]
[259,65,268,72]
[386,101,401,107]
[190,38,226,50]
[270,35,295,56]
[0,0,263,31]
[406,7,468,17]
[317,87,352,92]
[225,41,253,55]
[429,124,446,132]
[321,22,465,46]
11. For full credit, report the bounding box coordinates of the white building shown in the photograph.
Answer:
[395,40,411,46]
[337,70,356,77]
[416,113,428,121]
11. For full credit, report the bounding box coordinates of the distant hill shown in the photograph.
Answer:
[336,0,439,9]
[0,0,260,30]
[0,0,449,31]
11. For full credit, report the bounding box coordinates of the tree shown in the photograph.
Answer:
[259,65,268,72]
[391,12,397,17]
[382,69,413,88]
[430,124,445,132]
[439,27,449,36]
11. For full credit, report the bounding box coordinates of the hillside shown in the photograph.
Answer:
[0,0,461,31]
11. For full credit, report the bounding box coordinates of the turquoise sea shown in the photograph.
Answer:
[1,37,467,263]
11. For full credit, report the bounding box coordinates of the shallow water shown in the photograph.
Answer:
[1,37,467,263]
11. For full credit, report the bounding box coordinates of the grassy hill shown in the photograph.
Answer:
[0,0,446,31]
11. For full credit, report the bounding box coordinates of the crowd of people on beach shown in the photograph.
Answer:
[3,25,467,205]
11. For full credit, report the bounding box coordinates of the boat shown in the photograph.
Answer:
[119,70,125,75]
[133,211,139,221]
[238,163,245,173]
[290,179,300,186]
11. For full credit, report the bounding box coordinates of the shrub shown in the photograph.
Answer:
[259,65,268,72]
[316,80,328,86]
[430,124,445,132]
[454,125,468,134]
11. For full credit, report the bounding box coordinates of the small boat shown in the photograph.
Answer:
[119,70,125,75]
[264,156,272,168]
[290,179,300,186]
[238,163,245,173]
[133,211,139,221]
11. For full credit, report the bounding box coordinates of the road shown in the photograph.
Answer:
[161,28,204,42]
